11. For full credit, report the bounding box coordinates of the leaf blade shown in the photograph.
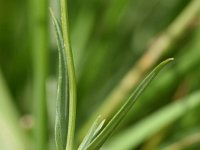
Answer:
[105,90,200,150]
[50,10,68,150]
[78,116,105,150]
[86,58,174,149]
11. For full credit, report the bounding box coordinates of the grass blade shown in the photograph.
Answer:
[78,116,105,150]
[105,90,200,150]
[60,0,77,149]
[78,0,200,139]
[86,58,174,149]
[50,10,68,150]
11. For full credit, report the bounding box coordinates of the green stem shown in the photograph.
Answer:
[29,0,48,149]
[60,0,77,149]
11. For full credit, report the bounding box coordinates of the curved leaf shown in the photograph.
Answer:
[78,116,105,150]
[86,58,174,149]
[105,90,200,150]
[51,10,68,150]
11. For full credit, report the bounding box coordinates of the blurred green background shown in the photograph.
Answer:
[1,0,200,149]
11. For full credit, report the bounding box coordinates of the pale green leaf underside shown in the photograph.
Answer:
[78,116,105,150]
[51,10,68,150]
[86,58,174,149]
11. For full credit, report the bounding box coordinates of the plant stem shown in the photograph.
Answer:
[60,0,77,149]
[78,0,200,139]
[29,0,48,149]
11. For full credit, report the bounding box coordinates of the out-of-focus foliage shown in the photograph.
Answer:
[0,0,200,149]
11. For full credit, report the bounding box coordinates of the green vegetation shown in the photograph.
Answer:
[1,0,200,150]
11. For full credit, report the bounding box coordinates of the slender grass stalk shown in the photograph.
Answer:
[29,0,48,149]
[60,0,77,149]
[78,0,200,139]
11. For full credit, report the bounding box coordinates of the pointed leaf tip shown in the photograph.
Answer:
[51,9,69,150]
[86,58,174,149]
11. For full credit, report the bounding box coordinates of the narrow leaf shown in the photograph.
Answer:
[78,116,105,150]
[105,90,200,150]
[86,58,174,149]
[50,10,68,150]
[60,0,77,149]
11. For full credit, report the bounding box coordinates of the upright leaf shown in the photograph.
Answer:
[86,58,174,149]
[78,116,105,150]
[51,10,68,150]
[60,0,77,149]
